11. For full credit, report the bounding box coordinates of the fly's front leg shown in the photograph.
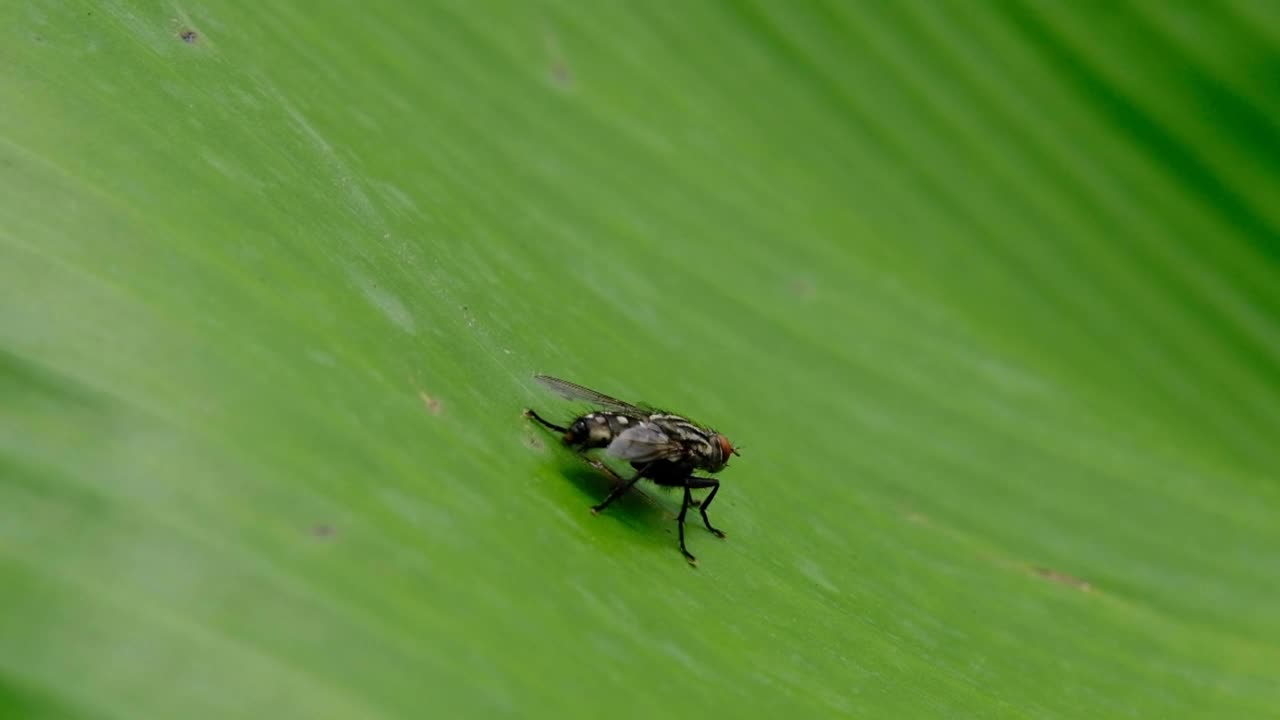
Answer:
[686,477,725,538]
[586,459,647,514]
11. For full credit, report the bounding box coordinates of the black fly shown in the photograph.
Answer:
[524,374,739,565]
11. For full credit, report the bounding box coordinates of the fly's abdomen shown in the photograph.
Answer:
[565,412,634,449]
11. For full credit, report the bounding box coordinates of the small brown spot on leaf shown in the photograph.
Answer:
[903,510,930,526]
[312,523,336,538]
[544,29,574,89]
[1032,566,1092,592]
[791,276,817,300]
[419,391,443,415]
[550,62,573,87]
[409,375,444,415]
[179,28,199,43]
[522,413,547,450]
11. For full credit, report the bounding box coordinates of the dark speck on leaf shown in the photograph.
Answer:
[179,28,198,43]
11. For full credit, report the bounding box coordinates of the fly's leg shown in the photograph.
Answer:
[586,459,647,514]
[583,458,626,485]
[687,477,725,538]
[523,408,568,434]
[677,485,697,565]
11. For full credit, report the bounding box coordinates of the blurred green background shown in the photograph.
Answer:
[3,1,1279,717]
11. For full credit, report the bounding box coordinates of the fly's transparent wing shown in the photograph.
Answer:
[533,375,644,414]
[606,423,679,463]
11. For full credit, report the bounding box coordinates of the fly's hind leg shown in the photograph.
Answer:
[523,408,568,434]
[586,459,648,515]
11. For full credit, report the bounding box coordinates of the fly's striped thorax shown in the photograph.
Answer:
[647,413,711,440]
[648,413,717,456]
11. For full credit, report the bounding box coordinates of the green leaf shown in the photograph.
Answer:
[3,1,1279,717]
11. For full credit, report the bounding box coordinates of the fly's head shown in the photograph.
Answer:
[702,432,740,473]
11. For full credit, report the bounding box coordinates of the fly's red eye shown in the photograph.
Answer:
[717,435,737,460]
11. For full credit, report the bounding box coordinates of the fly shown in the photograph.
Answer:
[524,374,739,565]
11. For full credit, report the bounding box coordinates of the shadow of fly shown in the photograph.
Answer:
[524,374,739,566]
